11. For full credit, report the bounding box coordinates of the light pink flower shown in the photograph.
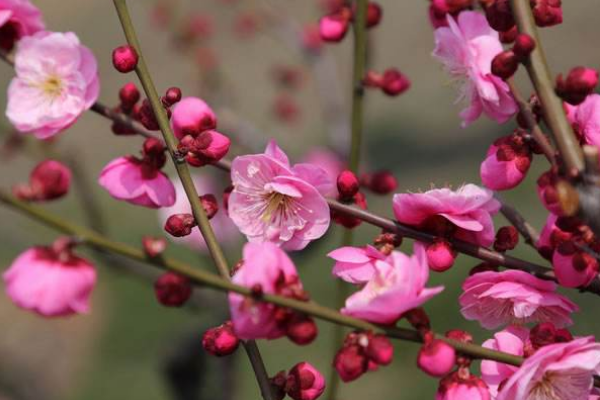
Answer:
[6,31,99,139]
[497,337,600,400]
[393,184,500,247]
[328,245,388,284]
[0,0,44,51]
[341,246,444,324]
[300,148,345,183]
[228,140,333,251]
[3,246,96,317]
[158,175,240,252]
[433,11,518,127]
[567,94,600,147]
[459,270,578,330]
[481,325,530,397]
[228,242,300,340]
[99,156,176,208]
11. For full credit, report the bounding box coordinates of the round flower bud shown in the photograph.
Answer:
[119,82,141,110]
[285,315,318,345]
[164,213,196,237]
[556,67,599,106]
[417,338,456,377]
[154,272,192,307]
[171,97,217,139]
[202,321,240,356]
[360,170,398,194]
[284,362,326,400]
[493,226,519,252]
[381,69,410,96]
[337,170,360,200]
[426,239,456,272]
[112,45,139,73]
[319,10,350,42]
[199,194,219,219]
[491,50,518,80]
[365,2,382,28]
[142,236,167,258]
[513,33,536,61]
[333,345,368,382]
[364,334,394,366]
[162,87,182,107]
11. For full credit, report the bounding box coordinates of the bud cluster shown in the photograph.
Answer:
[333,331,394,382]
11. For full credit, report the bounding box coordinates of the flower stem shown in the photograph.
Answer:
[111,1,273,399]
[509,0,584,174]
[0,190,528,368]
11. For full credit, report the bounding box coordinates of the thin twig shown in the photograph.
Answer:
[499,199,540,248]
[110,2,274,399]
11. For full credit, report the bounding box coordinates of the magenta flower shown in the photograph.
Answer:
[497,337,600,400]
[433,11,517,127]
[0,0,44,51]
[228,140,333,251]
[3,244,96,317]
[566,94,600,147]
[393,184,500,247]
[99,156,176,209]
[480,134,531,191]
[459,270,579,330]
[481,325,530,397]
[328,245,388,284]
[341,246,444,324]
[158,175,240,252]
[6,31,99,139]
[228,242,301,340]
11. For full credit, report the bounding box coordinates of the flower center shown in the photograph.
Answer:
[40,75,64,98]
[527,373,562,400]
[262,192,290,223]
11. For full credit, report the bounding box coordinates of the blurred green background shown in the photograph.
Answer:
[1,1,600,399]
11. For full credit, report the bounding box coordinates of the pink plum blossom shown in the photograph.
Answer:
[433,11,518,127]
[392,184,500,247]
[99,156,176,208]
[3,244,96,317]
[171,96,217,140]
[481,325,530,397]
[300,148,345,183]
[459,270,579,330]
[567,94,600,147]
[497,337,600,400]
[158,175,240,252]
[6,31,99,139]
[228,242,301,340]
[228,140,333,251]
[0,0,44,51]
[328,245,389,284]
[480,134,531,191]
[341,245,444,324]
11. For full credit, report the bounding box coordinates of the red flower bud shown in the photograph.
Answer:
[154,272,192,307]
[164,213,196,237]
[365,2,382,29]
[16,160,72,202]
[319,8,351,42]
[530,322,556,349]
[556,67,599,105]
[285,315,318,345]
[142,236,167,257]
[364,334,394,366]
[284,362,326,400]
[333,345,368,382]
[202,321,240,356]
[332,191,367,229]
[426,239,456,272]
[138,99,160,131]
[513,33,536,61]
[491,50,518,80]
[119,82,141,110]
[484,0,515,32]
[493,226,519,252]
[531,0,563,27]
[112,45,139,73]
[381,68,410,96]
[337,170,360,200]
[162,87,182,107]
[361,170,398,194]
[199,193,219,219]
[186,130,231,167]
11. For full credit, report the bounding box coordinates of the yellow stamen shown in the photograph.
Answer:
[39,75,63,97]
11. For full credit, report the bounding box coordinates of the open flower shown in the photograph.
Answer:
[566,93,600,147]
[497,337,600,400]
[393,184,500,247]
[0,0,44,51]
[341,245,444,324]
[158,175,240,252]
[228,140,333,251]
[433,11,517,127]
[3,241,96,317]
[459,270,578,330]
[6,31,99,139]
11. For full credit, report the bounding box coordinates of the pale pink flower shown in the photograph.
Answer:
[6,31,99,139]
[433,11,518,127]
[497,337,600,400]
[99,156,176,208]
[158,175,240,252]
[228,242,300,340]
[3,245,96,317]
[328,245,388,284]
[393,184,500,247]
[228,140,333,251]
[567,94,600,147]
[341,246,444,324]
[481,325,530,397]
[459,270,578,330]
[0,0,44,51]
[300,148,345,182]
